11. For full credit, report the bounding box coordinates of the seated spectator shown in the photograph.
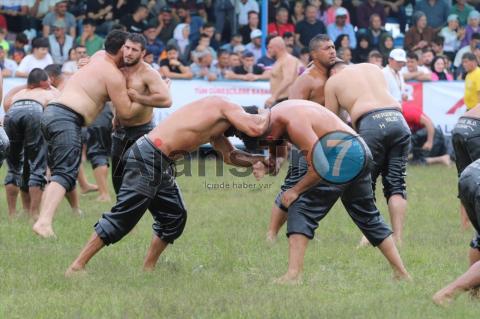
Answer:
[379,33,394,65]
[353,33,372,63]
[421,48,435,68]
[402,104,451,166]
[334,34,350,51]
[283,32,300,57]
[16,37,53,78]
[239,11,259,44]
[196,23,220,50]
[151,7,178,45]
[440,15,463,62]
[291,0,305,25]
[268,7,295,37]
[415,0,450,31]
[326,0,350,25]
[176,4,204,44]
[430,55,454,80]
[168,23,192,64]
[76,19,104,57]
[295,4,326,49]
[431,36,446,57]
[86,0,114,36]
[299,47,310,68]
[246,29,263,62]
[211,49,231,80]
[220,34,243,53]
[10,33,28,65]
[401,51,432,81]
[62,45,87,75]
[404,11,436,52]
[337,47,352,64]
[356,0,385,30]
[48,20,74,65]
[120,4,148,34]
[368,49,384,67]
[237,0,260,27]
[0,28,9,54]
[0,46,17,78]
[229,52,242,68]
[454,32,480,69]
[42,1,76,38]
[450,0,474,26]
[191,33,217,63]
[226,51,268,81]
[143,49,160,71]
[461,10,480,48]
[160,44,193,79]
[327,8,356,48]
[190,51,217,80]
[144,25,165,63]
[213,0,235,42]
[366,14,389,50]
[309,0,328,25]
[382,48,407,103]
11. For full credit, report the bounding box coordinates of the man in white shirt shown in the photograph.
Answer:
[245,29,262,62]
[236,0,260,27]
[0,46,18,78]
[401,51,432,81]
[16,37,53,77]
[382,48,407,103]
[61,45,87,75]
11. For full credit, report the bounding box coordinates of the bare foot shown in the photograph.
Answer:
[357,235,371,248]
[433,287,455,307]
[96,195,111,202]
[266,231,277,244]
[65,264,87,278]
[393,271,412,282]
[72,208,85,217]
[32,222,57,239]
[143,265,155,272]
[80,184,98,194]
[274,272,303,285]
[440,155,451,167]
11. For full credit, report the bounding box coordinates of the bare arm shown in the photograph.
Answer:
[324,80,340,116]
[271,60,299,100]
[42,25,50,37]
[222,101,270,137]
[128,68,172,108]
[288,75,312,100]
[3,84,27,112]
[107,69,134,120]
[419,113,435,150]
[160,66,193,79]
[210,135,266,167]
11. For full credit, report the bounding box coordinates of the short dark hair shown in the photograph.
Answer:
[407,52,418,60]
[224,106,263,149]
[15,32,28,44]
[422,47,434,55]
[82,18,96,27]
[433,36,444,46]
[300,47,310,55]
[203,22,215,29]
[135,4,148,13]
[74,44,86,50]
[44,64,62,78]
[248,10,259,18]
[166,44,178,52]
[200,33,210,40]
[27,68,49,86]
[105,30,129,54]
[462,52,477,61]
[473,33,480,41]
[32,37,49,50]
[126,33,146,50]
[283,32,294,39]
[217,49,230,57]
[309,34,331,51]
[111,23,127,31]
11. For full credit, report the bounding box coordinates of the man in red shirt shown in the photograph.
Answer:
[402,104,451,166]
[268,7,295,37]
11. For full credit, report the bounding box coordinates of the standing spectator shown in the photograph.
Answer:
[211,49,231,80]
[291,0,305,25]
[356,0,385,30]
[151,7,178,45]
[62,45,87,75]
[160,44,193,79]
[168,23,192,64]
[379,33,394,64]
[309,0,328,25]
[239,11,259,44]
[283,32,300,57]
[76,19,104,57]
[176,4,204,44]
[267,0,290,23]
[237,0,259,27]
[440,14,464,62]
[450,0,474,26]
[430,55,454,80]
[353,33,372,63]
[415,0,450,31]
[421,48,435,68]
[85,0,114,36]
[401,51,432,81]
[48,20,74,65]
[461,10,480,48]
[0,46,17,77]
[120,4,148,34]
[327,8,357,48]
[42,1,76,38]
[382,48,407,103]
[366,14,389,49]
[246,29,262,62]
[113,0,137,20]
[213,0,235,42]
[404,11,436,52]
[462,52,480,110]
[368,49,384,66]
[326,0,351,26]
[10,32,27,65]
[197,22,220,50]
[295,4,327,49]
[454,32,480,69]
[378,0,407,32]
[0,0,28,35]
[190,50,217,80]
[15,37,53,78]
[226,51,267,81]
[220,33,243,53]
[144,25,165,63]
[268,7,295,37]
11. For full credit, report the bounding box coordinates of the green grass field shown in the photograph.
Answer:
[0,160,479,318]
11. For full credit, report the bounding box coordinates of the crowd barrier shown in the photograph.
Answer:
[1,78,466,136]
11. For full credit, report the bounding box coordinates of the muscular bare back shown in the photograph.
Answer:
[270,54,300,101]
[288,64,328,104]
[325,63,400,126]
[11,88,59,108]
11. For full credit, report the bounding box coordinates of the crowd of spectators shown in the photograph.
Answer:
[0,0,479,81]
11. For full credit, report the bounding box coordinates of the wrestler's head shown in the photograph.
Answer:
[105,29,129,65]
[123,33,146,67]
[224,106,271,150]
[309,34,336,68]
[328,59,347,76]
[44,64,63,88]
[27,68,50,89]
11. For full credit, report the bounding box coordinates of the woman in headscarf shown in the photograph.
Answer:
[404,11,436,52]
[353,33,371,63]
[430,55,454,81]
[379,33,394,66]
[167,23,192,64]
[334,34,350,51]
